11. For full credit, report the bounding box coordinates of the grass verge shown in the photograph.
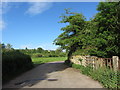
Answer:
[32,57,67,64]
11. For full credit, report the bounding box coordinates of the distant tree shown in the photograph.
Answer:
[2,43,6,49]
[50,50,55,54]
[37,47,43,53]
[25,47,28,50]
[43,50,46,53]
[55,47,63,53]
[6,43,12,50]
[33,49,36,53]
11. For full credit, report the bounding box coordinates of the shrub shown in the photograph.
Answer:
[90,68,119,88]
[2,50,33,84]
[31,53,43,57]
[48,54,58,57]
[35,54,43,57]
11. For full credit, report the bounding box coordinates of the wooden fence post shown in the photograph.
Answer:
[112,56,119,71]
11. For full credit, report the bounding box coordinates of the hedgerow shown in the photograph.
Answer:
[2,50,33,83]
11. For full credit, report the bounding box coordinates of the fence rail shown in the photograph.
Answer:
[70,56,120,71]
[100,58,113,69]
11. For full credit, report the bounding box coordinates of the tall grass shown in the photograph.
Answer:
[2,50,33,84]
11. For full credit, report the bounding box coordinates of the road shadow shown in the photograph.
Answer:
[2,61,69,89]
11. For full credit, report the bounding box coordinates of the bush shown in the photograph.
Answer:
[2,50,33,84]
[31,53,43,57]
[48,54,58,57]
[90,68,119,88]
[35,54,43,57]
[68,63,119,88]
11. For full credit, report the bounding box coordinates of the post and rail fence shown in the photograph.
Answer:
[70,55,120,71]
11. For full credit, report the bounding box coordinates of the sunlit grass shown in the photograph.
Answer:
[32,57,67,64]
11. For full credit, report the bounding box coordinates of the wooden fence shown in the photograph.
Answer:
[118,59,120,70]
[70,55,120,71]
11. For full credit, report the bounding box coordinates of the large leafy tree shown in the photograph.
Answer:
[90,2,120,57]
[54,9,86,60]
[54,1,120,59]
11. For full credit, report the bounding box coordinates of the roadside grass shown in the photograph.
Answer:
[32,57,67,64]
[65,61,120,88]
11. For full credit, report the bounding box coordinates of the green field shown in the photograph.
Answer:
[32,57,67,64]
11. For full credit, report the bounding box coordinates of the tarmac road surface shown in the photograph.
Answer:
[3,61,103,88]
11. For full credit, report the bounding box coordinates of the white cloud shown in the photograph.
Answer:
[26,2,52,15]
[0,2,11,30]
[0,20,5,30]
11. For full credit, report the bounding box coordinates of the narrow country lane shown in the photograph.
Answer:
[3,61,103,88]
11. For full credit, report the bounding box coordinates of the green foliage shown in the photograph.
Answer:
[17,47,67,58]
[78,59,83,65]
[90,2,120,57]
[6,43,12,50]
[0,43,6,49]
[31,53,43,57]
[2,50,33,84]
[54,9,86,60]
[37,47,44,53]
[72,49,89,56]
[70,63,120,88]
[55,2,120,58]
[72,64,93,76]
[72,63,84,69]
[90,68,119,88]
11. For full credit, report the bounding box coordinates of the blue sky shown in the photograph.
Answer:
[1,2,99,50]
